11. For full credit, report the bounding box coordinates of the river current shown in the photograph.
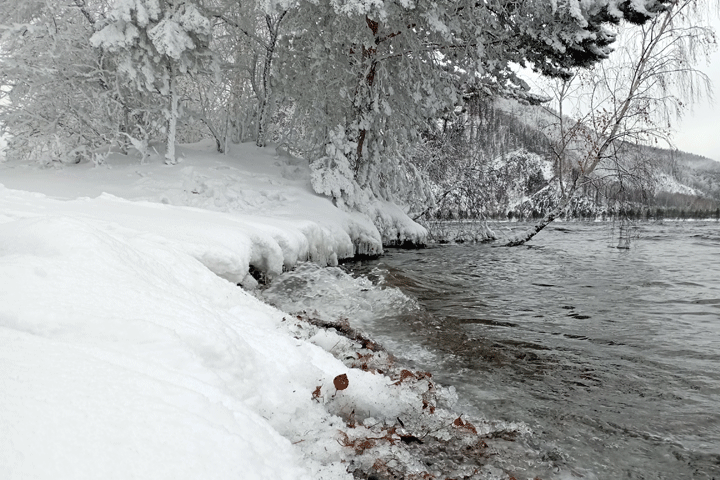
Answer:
[265,221,720,479]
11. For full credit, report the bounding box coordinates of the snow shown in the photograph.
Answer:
[260,262,421,335]
[0,142,393,271]
[0,141,447,479]
[148,19,196,60]
[654,171,703,196]
[0,214,323,479]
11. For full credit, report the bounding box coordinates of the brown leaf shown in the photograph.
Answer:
[453,416,478,434]
[463,421,478,435]
[334,373,349,391]
[311,385,322,401]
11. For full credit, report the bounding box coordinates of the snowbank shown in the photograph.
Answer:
[0,141,427,268]
[1,215,326,479]
[0,192,511,479]
[2,210,463,479]
[0,143,484,480]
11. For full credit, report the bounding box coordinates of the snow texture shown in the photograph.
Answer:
[0,141,442,479]
[0,141,418,274]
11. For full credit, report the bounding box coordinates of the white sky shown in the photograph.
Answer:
[671,35,720,161]
[616,14,720,161]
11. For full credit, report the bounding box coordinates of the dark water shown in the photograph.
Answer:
[345,222,720,479]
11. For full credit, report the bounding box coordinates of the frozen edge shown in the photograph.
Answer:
[276,312,534,480]
[0,184,426,288]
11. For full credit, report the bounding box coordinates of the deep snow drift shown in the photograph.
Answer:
[0,141,428,275]
[0,144,528,479]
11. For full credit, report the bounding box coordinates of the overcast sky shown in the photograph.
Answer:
[615,14,720,162]
[671,33,720,162]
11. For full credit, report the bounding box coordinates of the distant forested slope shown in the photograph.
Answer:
[413,97,720,222]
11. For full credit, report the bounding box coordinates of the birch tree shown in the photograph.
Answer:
[505,0,715,246]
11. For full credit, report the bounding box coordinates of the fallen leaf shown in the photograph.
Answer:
[334,373,349,391]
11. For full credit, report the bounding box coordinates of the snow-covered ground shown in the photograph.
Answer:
[653,170,703,197]
[1,144,521,479]
[0,141,414,273]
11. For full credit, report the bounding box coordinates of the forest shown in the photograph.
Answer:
[1,0,718,243]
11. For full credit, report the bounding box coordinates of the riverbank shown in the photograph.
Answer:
[343,224,720,479]
[0,143,526,479]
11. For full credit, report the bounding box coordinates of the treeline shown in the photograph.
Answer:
[1,0,675,212]
[418,102,720,223]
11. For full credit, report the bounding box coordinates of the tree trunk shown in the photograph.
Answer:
[201,117,224,154]
[256,12,286,148]
[504,193,574,247]
[351,16,379,174]
[255,47,273,147]
[165,65,178,165]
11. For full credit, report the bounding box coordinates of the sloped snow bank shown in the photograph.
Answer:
[0,214,343,479]
[0,141,427,269]
[0,202,530,480]
[0,141,523,479]
[0,210,435,479]
[0,185,341,284]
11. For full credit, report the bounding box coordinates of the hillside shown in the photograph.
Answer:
[416,97,720,221]
[667,150,720,201]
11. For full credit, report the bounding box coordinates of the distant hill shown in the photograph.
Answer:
[669,150,720,201]
[494,99,720,213]
[413,97,720,222]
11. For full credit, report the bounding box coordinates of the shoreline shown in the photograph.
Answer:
[0,144,528,479]
[271,309,533,480]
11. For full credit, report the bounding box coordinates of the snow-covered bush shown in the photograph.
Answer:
[0,3,126,164]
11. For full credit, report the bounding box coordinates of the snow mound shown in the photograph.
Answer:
[0,141,428,272]
[362,198,428,247]
[0,185,339,283]
[0,214,337,479]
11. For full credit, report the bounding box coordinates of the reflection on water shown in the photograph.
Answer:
[344,222,720,479]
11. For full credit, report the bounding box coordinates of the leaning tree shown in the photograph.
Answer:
[505,0,715,246]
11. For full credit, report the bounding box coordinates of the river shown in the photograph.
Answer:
[264,221,720,479]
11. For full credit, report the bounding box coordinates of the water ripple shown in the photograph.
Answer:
[345,221,720,479]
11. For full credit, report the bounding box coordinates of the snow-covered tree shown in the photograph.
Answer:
[0,0,124,164]
[207,0,289,148]
[1,0,684,214]
[90,0,213,164]
[506,0,715,246]
[273,0,677,211]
